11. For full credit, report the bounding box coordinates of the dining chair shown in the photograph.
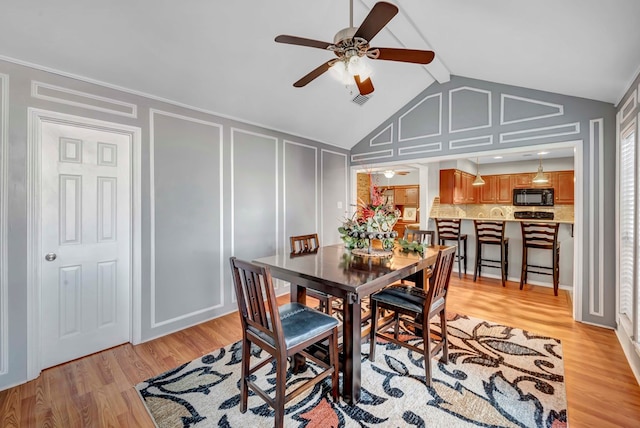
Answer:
[230,257,339,428]
[368,245,456,386]
[290,233,339,315]
[473,220,509,287]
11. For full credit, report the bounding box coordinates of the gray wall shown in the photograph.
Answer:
[0,59,348,389]
[352,75,617,328]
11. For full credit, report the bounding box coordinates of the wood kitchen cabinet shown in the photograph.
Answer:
[479,174,512,204]
[440,169,477,204]
[511,174,532,188]
[440,169,573,205]
[554,170,574,204]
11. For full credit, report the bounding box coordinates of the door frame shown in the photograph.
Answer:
[26,108,142,380]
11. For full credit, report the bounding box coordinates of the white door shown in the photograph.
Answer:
[40,121,131,369]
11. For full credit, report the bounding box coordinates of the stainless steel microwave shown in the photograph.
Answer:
[512,188,554,206]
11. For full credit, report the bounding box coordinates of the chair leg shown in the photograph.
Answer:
[457,240,462,279]
[473,241,480,282]
[240,337,251,413]
[519,248,527,290]
[440,310,448,364]
[274,355,287,428]
[500,241,506,287]
[423,317,433,387]
[328,330,339,401]
[463,238,467,275]
[369,300,378,362]
[553,248,560,296]
[326,297,334,316]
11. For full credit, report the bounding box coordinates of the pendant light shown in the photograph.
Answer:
[383,170,395,179]
[532,155,549,184]
[472,157,485,186]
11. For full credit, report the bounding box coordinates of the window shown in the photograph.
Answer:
[618,119,638,345]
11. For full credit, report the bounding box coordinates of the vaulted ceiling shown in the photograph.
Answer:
[2,0,639,150]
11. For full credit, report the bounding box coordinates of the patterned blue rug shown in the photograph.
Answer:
[136,313,567,427]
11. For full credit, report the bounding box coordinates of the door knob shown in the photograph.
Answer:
[45,252,57,261]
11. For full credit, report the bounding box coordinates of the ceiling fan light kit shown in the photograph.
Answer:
[275,1,435,96]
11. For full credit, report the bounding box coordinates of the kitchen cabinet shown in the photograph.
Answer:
[554,170,574,204]
[511,174,532,188]
[394,186,418,205]
[440,169,574,205]
[496,174,512,203]
[440,169,477,204]
[479,174,512,204]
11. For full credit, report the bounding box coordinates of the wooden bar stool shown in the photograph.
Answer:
[435,218,467,278]
[519,222,560,296]
[473,220,509,287]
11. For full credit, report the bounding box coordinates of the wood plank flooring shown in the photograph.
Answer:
[1,275,639,427]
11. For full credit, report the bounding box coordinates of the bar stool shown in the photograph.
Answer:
[473,220,509,287]
[519,222,560,296]
[435,218,467,278]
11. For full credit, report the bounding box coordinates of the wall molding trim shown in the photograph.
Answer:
[26,108,142,380]
[351,149,393,163]
[320,149,348,245]
[589,118,605,317]
[31,81,138,118]
[499,122,580,144]
[0,73,8,375]
[500,94,564,125]
[398,141,442,156]
[149,109,224,328]
[620,89,637,123]
[449,135,493,150]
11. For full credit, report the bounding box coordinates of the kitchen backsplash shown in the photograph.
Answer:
[429,197,575,223]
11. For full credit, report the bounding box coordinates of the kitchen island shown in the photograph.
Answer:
[428,197,574,290]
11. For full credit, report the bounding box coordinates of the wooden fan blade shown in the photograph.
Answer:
[354,75,374,96]
[372,47,435,64]
[353,2,398,42]
[275,35,332,50]
[293,61,334,87]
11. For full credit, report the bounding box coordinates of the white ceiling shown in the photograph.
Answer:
[2,0,639,150]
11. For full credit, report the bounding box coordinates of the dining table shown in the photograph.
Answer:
[253,243,443,404]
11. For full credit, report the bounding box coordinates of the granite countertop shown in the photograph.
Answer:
[430,215,574,224]
[429,197,574,224]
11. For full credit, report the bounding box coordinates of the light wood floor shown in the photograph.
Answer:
[1,275,639,427]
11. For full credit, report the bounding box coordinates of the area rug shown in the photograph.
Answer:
[135,313,567,427]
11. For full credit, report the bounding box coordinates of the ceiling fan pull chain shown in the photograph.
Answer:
[350,0,353,28]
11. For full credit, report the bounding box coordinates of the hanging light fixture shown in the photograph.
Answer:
[383,170,395,179]
[472,157,485,186]
[532,155,549,183]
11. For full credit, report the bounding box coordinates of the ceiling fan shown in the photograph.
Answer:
[275,1,435,96]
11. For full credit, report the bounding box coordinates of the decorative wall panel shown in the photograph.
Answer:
[31,81,137,118]
[500,94,564,125]
[449,87,491,132]
[399,93,441,141]
[370,124,393,146]
[499,123,580,144]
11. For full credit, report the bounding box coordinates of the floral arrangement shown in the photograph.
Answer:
[339,174,400,252]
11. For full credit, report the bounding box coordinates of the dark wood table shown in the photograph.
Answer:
[254,243,441,404]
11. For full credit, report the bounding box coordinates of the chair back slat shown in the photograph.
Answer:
[230,257,283,345]
[403,229,434,245]
[428,246,457,304]
[435,218,462,241]
[474,220,506,243]
[520,222,559,249]
[290,233,320,255]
